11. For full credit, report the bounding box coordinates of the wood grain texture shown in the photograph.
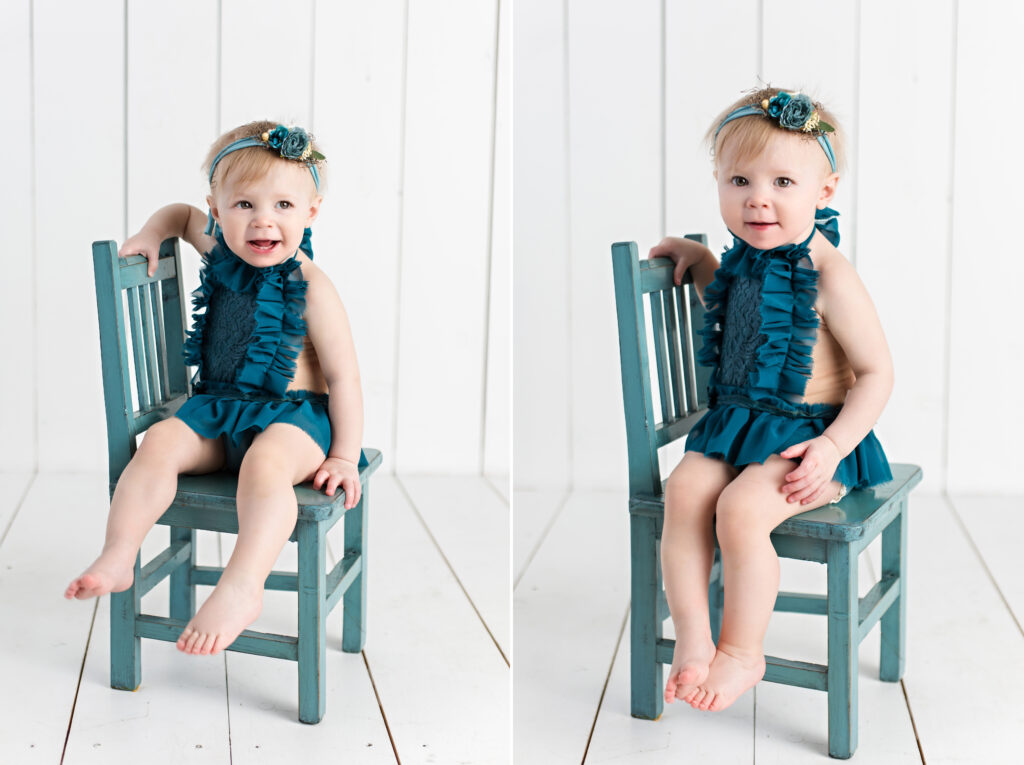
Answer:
[513,490,629,763]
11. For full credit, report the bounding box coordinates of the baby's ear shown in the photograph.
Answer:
[306,195,323,225]
[206,194,219,222]
[817,172,839,208]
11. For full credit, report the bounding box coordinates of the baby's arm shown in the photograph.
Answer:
[648,237,719,301]
[120,204,215,275]
[303,266,364,509]
[780,253,894,504]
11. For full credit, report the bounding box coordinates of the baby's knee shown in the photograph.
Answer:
[664,470,718,522]
[714,485,771,547]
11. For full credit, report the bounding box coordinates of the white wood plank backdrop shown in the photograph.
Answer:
[514,0,1022,494]
[0,0,509,477]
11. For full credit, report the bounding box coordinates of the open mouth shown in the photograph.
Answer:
[247,239,281,254]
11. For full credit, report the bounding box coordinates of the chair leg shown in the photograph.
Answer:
[297,519,327,724]
[342,487,369,653]
[708,549,724,645]
[110,553,142,691]
[880,500,908,682]
[630,513,663,720]
[169,526,196,621]
[827,541,859,759]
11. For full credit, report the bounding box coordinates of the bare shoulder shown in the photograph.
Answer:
[296,256,345,316]
[808,233,866,314]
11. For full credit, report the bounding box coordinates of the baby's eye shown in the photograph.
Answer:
[775,177,793,188]
[730,176,748,186]
[234,200,252,209]
[277,200,293,209]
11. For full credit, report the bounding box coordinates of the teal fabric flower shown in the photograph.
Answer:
[280,128,310,159]
[267,125,289,149]
[767,92,791,118]
[779,94,814,130]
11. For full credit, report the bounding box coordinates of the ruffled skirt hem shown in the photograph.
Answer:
[684,401,892,490]
[175,392,332,463]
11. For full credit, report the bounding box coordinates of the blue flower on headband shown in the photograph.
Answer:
[766,92,791,118]
[280,127,311,159]
[266,125,289,150]
[779,94,815,131]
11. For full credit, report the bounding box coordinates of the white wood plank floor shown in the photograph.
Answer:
[514,488,1024,764]
[0,471,509,765]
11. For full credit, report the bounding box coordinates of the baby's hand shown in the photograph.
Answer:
[119,231,163,277]
[312,456,362,509]
[649,237,702,286]
[779,436,841,505]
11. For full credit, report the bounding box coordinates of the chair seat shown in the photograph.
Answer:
[109,448,383,528]
[630,462,921,541]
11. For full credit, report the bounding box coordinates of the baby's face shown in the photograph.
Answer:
[209,160,321,267]
[715,132,837,250]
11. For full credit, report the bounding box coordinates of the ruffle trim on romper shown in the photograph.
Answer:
[182,230,308,398]
[697,230,819,401]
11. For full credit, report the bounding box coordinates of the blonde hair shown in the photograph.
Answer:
[203,120,326,193]
[705,87,845,173]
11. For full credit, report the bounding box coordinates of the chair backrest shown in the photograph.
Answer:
[92,238,190,482]
[611,237,712,497]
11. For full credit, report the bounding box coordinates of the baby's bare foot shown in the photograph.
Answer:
[176,579,263,656]
[684,646,765,712]
[64,552,135,600]
[664,632,716,704]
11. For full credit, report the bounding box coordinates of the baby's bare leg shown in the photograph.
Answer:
[661,452,736,703]
[177,423,324,655]
[685,454,842,712]
[65,418,223,600]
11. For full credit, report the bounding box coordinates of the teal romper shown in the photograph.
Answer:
[174,228,362,471]
[684,208,891,490]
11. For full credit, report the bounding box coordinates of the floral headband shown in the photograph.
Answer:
[714,92,837,173]
[204,124,325,235]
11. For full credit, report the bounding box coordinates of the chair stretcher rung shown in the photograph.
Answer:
[140,540,191,597]
[190,565,298,591]
[858,574,900,642]
[134,614,298,661]
[326,551,362,615]
[656,640,828,692]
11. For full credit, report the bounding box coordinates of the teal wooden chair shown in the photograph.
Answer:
[611,239,921,758]
[92,237,382,723]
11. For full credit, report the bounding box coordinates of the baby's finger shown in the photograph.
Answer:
[673,259,687,285]
[801,486,825,505]
[147,252,158,277]
[312,469,327,490]
[790,479,824,504]
[326,475,342,497]
[345,478,362,509]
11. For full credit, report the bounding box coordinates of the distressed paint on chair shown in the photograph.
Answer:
[611,240,921,758]
[92,238,382,722]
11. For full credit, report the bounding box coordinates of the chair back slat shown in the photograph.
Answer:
[93,239,190,482]
[648,295,672,423]
[126,286,152,409]
[612,236,710,496]
[662,288,687,418]
[150,281,171,400]
[140,284,163,404]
